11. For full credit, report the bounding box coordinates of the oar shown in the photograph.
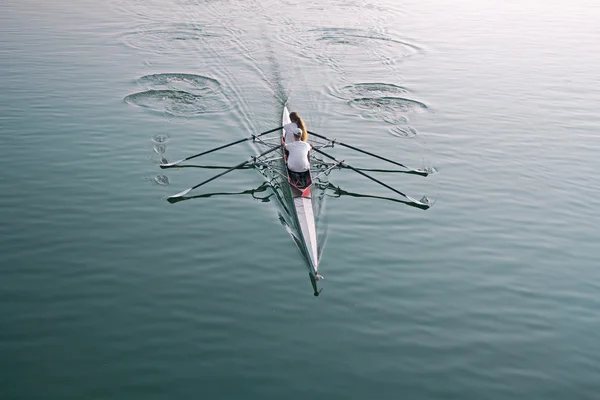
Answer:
[308,130,428,176]
[161,164,255,170]
[312,148,430,210]
[160,126,283,168]
[167,145,281,200]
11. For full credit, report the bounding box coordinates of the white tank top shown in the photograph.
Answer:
[283,122,301,143]
[285,141,311,172]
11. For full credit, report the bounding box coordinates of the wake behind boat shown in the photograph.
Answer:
[161,106,433,296]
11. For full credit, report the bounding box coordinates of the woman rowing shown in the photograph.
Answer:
[285,125,312,173]
[283,111,308,143]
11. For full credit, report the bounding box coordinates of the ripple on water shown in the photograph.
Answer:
[125,90,213,117]
[348,97,427,124]
[330,82,409,100]
[125,73,228,117]
[312,28,419,56]
[112,0,174,21]
[152,134,170,144]
[137,73,221,96]
[120,22,244,55]
[153,175,170,185]
[389,125,418,138]
[276,26,419,72]
[153,144,167,154]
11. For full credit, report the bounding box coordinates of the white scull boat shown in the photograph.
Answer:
[281,106,321,295]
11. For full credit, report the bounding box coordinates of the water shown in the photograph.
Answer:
[1,0,599,398]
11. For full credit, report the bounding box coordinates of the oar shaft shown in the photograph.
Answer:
[190,145,281,191]
[344,144,411,170]
[189,160,250,191]
[185,126,283,162]
[313,148,407,196]
[308,130,427,176]
[184,137,251,162]
[345,164,410,199]
[162,126,283,168]
[313,148,427,208]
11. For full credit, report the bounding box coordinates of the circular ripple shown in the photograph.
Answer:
[137,73,221,95]
[126,73,228,117]
[124,89,228,117]
[330,82,409,100]
[121,22,243,55]
[389,125,417,138]
[277,27,419,67]
[153,175,170,185]
[348,97,427,123]
[153,144,167,154]
[313,28,419,55]
[152,134,170,144]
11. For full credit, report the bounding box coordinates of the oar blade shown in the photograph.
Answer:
[407,197,430,210]
[411,169,430,177]
[168,187,192,199]
[405,195,435,210]
[160,158,185,169]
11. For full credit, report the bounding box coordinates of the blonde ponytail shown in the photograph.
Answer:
[290,112,308,142]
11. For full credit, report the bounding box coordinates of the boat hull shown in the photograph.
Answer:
[282,106,320,294]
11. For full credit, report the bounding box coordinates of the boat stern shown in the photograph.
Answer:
[309,272,322,296]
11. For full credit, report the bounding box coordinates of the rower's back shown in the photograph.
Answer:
[285,137,311,173]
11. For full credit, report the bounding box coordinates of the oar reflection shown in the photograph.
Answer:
[317,182,433,209]
[167,181,275,204]
[167,179,431,210]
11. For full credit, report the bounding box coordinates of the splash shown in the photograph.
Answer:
[153,175,170,185]
[153,143,167,154]
[152,134,170,144]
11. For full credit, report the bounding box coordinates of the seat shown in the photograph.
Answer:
[287,168,312,190]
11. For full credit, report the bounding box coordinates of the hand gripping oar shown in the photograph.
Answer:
[308,130,429,177]
[167,145,281,200]
[312,148,431,210]
[160,126,283,168]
